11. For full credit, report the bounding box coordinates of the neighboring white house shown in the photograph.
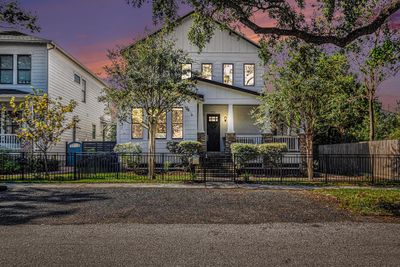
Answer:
[117,12,300,153]
[0,31,108,152]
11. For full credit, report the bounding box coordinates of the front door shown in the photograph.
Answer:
[207,114,220,151]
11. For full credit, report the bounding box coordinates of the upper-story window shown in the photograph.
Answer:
[201,64,213,80]
[181,63,192,79]
[0,55,13,84]
[74,74,81,84]
[82,79,87,103]
[223,64,233,85]
[17,55,31,84]
[92,124,96,139]
[244,64,255,86]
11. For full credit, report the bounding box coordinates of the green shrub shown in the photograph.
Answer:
[114,143,142,170]
[166,141,180,154]
[231,143,259,167]
[0,153,21,174]
[177,141,203,156]
[258,143,288,167]
[114,142,142,154]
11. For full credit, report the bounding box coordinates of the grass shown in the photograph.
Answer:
[314,188,400,216]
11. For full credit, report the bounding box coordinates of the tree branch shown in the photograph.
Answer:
[238,0,400,47]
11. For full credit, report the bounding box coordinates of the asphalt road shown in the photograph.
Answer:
[1,223,400,266]
[1,185,399,266]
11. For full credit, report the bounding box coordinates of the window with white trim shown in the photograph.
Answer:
[156,112,167,139]
[0,55,13,84]
[181,63,192,79]
[201,64,213,80]
[17,55,31,84]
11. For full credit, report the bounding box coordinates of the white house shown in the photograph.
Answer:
[0,31,108,152]
[117,12,300,153]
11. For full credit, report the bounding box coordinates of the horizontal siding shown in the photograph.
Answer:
[48,48,107,152]
[0,43,48,92]
[118,100,197,153]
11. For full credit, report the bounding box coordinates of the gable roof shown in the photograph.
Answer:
[0,31,107,87]
[195,77,260,96]
[126,11,260,50]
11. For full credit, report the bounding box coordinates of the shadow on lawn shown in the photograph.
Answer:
[377,202,400,216]
[0,187,108,225]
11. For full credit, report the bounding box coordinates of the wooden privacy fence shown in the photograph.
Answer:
[318,140,400,179]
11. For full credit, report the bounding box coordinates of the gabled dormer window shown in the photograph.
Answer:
[0,55,13,84]
[182,64,192,79]
[223,64,233,85]
[17,55,31,84]
[244,64,255,86]
[201,63,213,80]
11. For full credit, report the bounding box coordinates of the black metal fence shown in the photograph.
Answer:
[0,152,399,184]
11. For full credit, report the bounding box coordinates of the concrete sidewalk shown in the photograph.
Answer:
[3,182,399,191]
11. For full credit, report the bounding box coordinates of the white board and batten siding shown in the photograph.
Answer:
[0,43,48,93]
[48,48,107,152]
[168,16,264,92]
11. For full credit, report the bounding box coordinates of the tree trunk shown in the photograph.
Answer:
[148,123,156,179]
[305,132,314,180]
[43,151,49,178]
[368,91,375,141]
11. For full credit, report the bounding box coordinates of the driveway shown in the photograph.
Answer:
[0,186,353,225]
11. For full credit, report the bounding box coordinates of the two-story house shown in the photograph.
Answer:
[0,31,108,152]
[117,12,300,153]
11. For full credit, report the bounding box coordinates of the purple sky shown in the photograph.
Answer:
[19,0,400,111]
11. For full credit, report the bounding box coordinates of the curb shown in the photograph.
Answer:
[0,185,7,191]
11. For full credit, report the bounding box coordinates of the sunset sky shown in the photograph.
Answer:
[19,0,400,111]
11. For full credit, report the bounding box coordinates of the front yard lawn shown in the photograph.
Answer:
[314,189,400,217]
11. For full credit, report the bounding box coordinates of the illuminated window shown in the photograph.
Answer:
[223,64,233,85]
[181,63,192,79]
[156,112,167,139]
[244,64,255,86]
[172,108,183,139]
[132,108,143,139]
[0,55,13,84]
[201,64,213,80]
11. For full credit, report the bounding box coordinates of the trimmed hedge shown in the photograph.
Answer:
[113,142,142,154]
[231,142,288,167]
[167,141,203,155]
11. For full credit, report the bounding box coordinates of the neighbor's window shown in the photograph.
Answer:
[92,124,96,139]
[82,79,87,103]
[0,55,13,84]
[74,74,81,84]
[223,64,233,85]
[4,111,20,134]
[201,64,213,80]
[181,63,192,79]
[17,55,31,84]
[156,112,167,139]
[132,108,143,139]
[244,64,255,86]
[172,107,183,139]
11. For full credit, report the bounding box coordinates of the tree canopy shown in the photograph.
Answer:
[127,0,400,48]
[0,1,39,32]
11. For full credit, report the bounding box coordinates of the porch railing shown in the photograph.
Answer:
[0,134,20,150]
[235,135,300,152]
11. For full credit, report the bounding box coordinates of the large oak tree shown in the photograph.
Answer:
[0,1,39,32]
[127,0,400,48]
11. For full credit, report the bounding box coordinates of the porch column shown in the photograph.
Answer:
[197,102,206,152]
[225,104,236,153]
[197,102,204,133]
[227,104,234,133]
[262,110,273,144]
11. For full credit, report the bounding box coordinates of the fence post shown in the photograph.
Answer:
[280,154,283,183]
[324,154,328,184]
[203,156,206,183]
[233,155,236,183]
[73,153,77,180]
[371,154,375,184]
[21,152,26,180]
[162,153,165,180]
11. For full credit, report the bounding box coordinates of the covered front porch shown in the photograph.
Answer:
[0,93,25,151]
[196,103,300,153]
